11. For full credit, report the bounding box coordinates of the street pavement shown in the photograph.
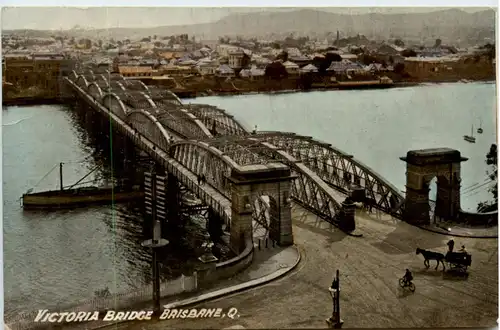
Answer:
[101,205,498,329]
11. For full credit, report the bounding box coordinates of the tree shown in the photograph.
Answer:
[313,52,343,73]
[265,62,288,79]
[298,73,313,90]
[477,144,498,213]
[271,42,281,49]
[241,53,251,68]
[359,54,378,66]
[98,39,103,48]
[276,51,288,62]
[393,63,405,74]
[325,52,342,62]
[401,49,417,57]
[394,39,405,47]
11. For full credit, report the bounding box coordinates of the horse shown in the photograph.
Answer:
[416,248,446,271]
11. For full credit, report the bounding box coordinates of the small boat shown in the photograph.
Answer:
[477,120,483,134]
[22,163,143,210]
[463,125,476,143]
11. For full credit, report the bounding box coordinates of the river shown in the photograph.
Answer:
[3,81,496,318]
[187,81,497,210]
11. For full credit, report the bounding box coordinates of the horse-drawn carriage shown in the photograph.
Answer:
[416,246,472,273]
[445,251,472,272]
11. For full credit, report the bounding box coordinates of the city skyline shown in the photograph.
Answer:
[1,7,493,31]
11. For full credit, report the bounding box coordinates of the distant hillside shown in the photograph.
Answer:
[3,8,496,45]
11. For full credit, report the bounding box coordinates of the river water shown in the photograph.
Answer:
[187,81,497,210]
[3,82,496,317]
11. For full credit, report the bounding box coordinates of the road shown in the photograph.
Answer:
[104,206,498,329]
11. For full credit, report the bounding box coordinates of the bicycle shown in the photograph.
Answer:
[398,277,416,292]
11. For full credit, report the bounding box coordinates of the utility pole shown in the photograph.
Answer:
[59,162,64,191]
[327,269,343,328]
[142,168,169,312]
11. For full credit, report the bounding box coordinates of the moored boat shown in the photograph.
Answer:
[22,187,144,209]
[21,162,143,210]
[463,125,476,143]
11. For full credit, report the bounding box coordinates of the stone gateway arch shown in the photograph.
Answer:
[401,148,468,225]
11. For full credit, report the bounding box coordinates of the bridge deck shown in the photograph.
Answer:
[67,78,232,224]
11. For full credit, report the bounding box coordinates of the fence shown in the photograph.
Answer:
[7,272,198,330]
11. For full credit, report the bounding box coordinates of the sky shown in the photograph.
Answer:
[1,7,493,31]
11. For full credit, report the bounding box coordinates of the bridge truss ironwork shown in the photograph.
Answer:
[253,132,406,217]
[67,68,408,232]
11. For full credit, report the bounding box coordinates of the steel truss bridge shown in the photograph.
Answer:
[66,68,406,236]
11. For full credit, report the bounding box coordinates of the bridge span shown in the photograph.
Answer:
[64,67,495,249]
[65,70,411,245]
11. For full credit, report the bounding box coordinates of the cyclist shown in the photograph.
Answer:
[403,269,413,286]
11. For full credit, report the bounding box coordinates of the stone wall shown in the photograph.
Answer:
[196,237,254,287]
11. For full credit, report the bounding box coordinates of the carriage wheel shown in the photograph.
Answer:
[408,283,416,292]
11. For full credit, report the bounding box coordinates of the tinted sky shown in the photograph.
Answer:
[1,7,490,30]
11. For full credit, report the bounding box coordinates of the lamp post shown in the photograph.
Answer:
[326,269,343,328]
[142,219,169,313]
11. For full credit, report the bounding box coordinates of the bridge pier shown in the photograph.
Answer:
[339,201,356,232]
[401,148,467,225]
[166,172,182,230]
[229,167,294,254]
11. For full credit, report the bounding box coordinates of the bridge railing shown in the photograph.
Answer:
[6,273,198,330]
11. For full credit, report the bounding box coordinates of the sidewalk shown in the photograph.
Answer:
[42,242,300,330]
[417,222,498,238]
[162,241,300,309]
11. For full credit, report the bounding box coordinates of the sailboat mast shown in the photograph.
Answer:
[59,162,64,191]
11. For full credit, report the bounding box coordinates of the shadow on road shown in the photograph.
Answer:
[442,270,469,281]
[397,288,415,298]
[414,268,444,277]
[371,221,450,256]
[292,207,347,243]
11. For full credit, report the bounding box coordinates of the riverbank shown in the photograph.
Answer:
[3,77,494,104]
[170,76,494,99]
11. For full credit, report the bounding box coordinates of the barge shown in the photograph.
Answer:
[22,162,143,210]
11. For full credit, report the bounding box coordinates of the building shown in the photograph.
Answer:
[403,57,459,77]
[118,66,158,77]
[228,49,246,70]
[289,55,311,67]
[282,61,300,74]
[300,64,318,74]
[376,44,406,56]
[326,60,365,74]
[3,52,75,99]
[239,65,265,80]
[197,61,218,76]
[215,64,235,78]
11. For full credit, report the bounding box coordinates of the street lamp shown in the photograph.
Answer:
[141,219,169,312]
[326,269,343,329]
